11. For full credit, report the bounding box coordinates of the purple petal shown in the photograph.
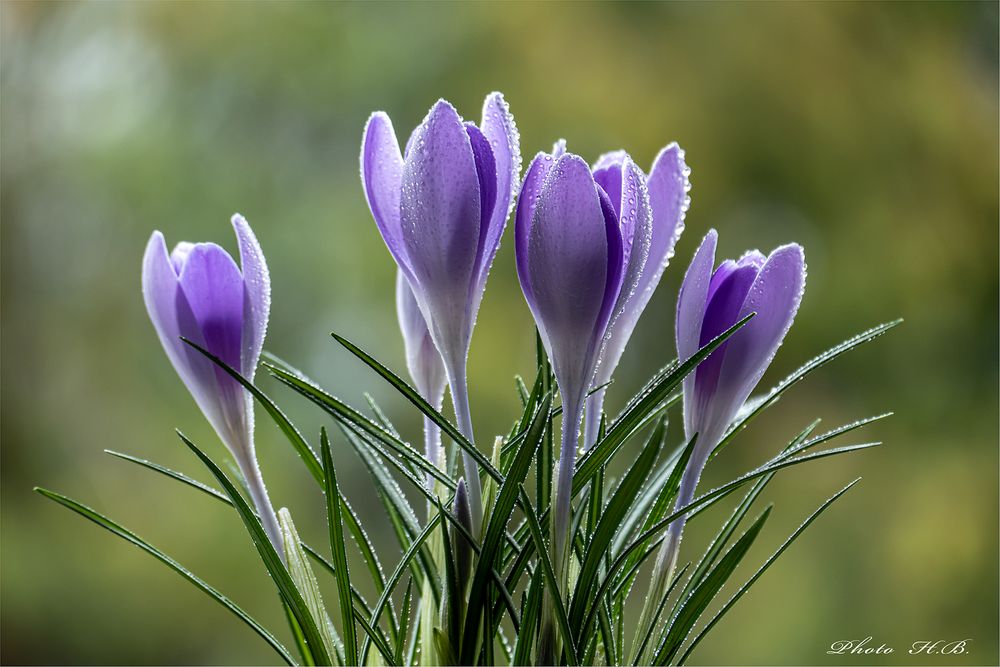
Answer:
[526,154,621,403]
[594,157,653,383]
[361,112,410,278]
[693,262,760,414]
[232,214,270,381]
[477,92,521,285]
[396,270,446,405]
[399,100,482,356]
[592,161,623,218]
[465,123,497,291]
[676,229,717,437]
[142,232,227,445]
[636,143,689,302]
[177,243,246,378]
[712,243,806,420]
[515,152,556,308]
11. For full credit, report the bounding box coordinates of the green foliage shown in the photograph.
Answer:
[39,318,895,665]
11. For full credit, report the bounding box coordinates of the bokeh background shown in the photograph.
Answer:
[2,2,997,665]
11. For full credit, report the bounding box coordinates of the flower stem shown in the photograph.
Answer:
[423,414,443,488]
[630,444,709,663]
[241,454,284,562]
[539,393,584,665]
[582,387,607,451]
[445,362,483,538]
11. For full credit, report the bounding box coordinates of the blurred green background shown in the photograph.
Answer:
[2,2,997,665]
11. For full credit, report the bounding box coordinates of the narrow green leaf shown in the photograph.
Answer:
[395,579,413,666]
[677,479,861,665]
[518,487,579,666]
[630,562,691,664]
[35,487,295,666]
[329,333,502,483]
[460,395,552,664]
[360,515,441,664]
[279,508,341,662]
[321,429,358,666]
[574,313,754,495]
[578,440,880,642]
[570,417,664,636]
[179,432,333,666]
[105,449,231,505]
[181,338,323,484]
[266,363,454,490]
[653,507,772,665]
[513,567,543,666]
[710,320,901,460]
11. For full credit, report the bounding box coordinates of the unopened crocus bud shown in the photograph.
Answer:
[634,229,806,662]
[451,478,474,595]
[583,145,690,449]
[141,214,281,553]
[362,93,521,534]
[397,270,447,481]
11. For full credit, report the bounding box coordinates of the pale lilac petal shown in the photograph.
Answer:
[465,123,497,290]
[595,158,653,383]
[676,229,717,364]
[592,149,628,174]
[361,112,410,278]
[396,270,446,405]
[636,143,689,301]
[676,229,717,437]
[478,92,521,286]
[232,214,270,380]
[170,242,195,274]
[711,244,806,423]
[592,161,623,217]
[514,152,556,307]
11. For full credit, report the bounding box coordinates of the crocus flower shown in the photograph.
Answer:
[361,93,521,533]
[396,270,447,482]
[633,229,806,662]
[141,214,282,553]
[516,140,651,580]
[582,145,690,449]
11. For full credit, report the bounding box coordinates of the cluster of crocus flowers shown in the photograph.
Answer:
[361,93,521,535]
[141,214,282,553]
[633,229,806,663]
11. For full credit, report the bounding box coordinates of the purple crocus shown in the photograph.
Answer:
[633,229,806,662]
[583,145,690,449]
[396,270,447,481]
[361,93,520,533]
[516,140,648,581]
[141,214,281,553]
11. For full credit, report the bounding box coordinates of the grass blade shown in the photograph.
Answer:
[710,320,901,461]
[321,429,358,666]
[574,313,754,495]
[181,338,322,484]
[518,487,580,666]
[330,332,502,483]
[677,479,861,664]
[35,487,295,666]
[460,395,551,663]
[570,417,664,636]
[652,507,772,665]
[179,432,333,666]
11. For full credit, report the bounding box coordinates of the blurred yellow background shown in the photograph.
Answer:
[2,2,997,664]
